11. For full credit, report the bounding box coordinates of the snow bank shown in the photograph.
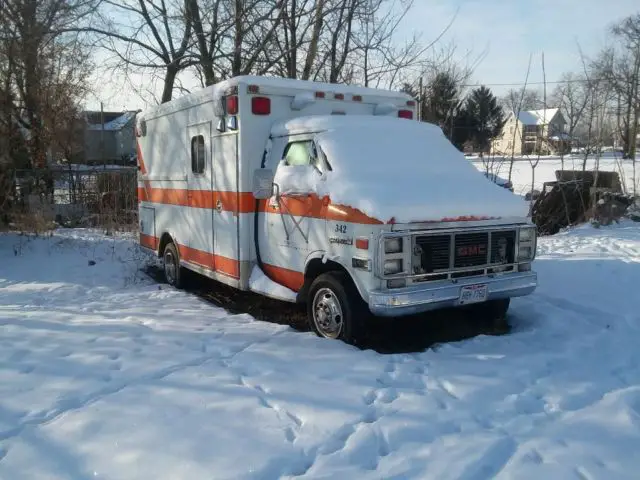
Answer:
[249,264,297,301]
[2,226,640,478]
[299,116,529,223]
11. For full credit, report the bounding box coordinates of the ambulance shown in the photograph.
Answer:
[136,76,537,344]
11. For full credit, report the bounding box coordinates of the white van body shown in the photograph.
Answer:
[137,75,537,341]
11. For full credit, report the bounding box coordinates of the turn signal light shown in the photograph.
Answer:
[355,238,369,250]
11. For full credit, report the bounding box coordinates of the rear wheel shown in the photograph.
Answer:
[163,242,183,288]
[307,272,366,345]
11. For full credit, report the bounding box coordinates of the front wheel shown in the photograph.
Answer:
[307,272,366,344]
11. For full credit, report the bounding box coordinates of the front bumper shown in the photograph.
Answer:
[368,271,537,317]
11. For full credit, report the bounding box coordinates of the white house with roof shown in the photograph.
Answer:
[492,108,570,156]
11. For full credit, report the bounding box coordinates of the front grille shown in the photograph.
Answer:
[411,229,517,279]
[415,235,450,273]
[454,232,489,268]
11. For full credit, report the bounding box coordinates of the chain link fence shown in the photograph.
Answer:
[1,165,138,233]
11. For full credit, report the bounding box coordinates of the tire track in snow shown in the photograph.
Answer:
[0,331,285,443]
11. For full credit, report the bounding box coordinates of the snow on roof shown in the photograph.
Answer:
[517,108,560,126]
[271,114,435,136]
[86,111,137,131]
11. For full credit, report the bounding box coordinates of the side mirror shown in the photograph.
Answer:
[253,168,274,199]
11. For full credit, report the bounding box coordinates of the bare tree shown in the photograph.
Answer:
[77,0,195,103]
[528,51,547,212]
[505,53,533,184]
[552,72,591,157]
[501,87,542,113]
[596,14,640,162]
[1,0,94,168]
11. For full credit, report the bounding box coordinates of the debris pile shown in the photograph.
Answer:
[531,170,634,235]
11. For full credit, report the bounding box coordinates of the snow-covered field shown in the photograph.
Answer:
[2,225,640,479]
[471,154,638,198]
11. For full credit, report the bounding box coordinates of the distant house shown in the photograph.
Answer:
[81,110,139,165]
[491,108,570,156]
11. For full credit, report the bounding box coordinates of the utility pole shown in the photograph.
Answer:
[418,76,423,121]
[101,101,105,169]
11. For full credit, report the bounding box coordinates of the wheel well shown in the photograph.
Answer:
[157,233,174,258]
[297,258,352,303]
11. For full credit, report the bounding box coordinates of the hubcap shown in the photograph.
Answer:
[164,250,177,285]
[312,288,343,339]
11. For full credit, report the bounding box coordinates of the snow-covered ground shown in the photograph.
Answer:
[1,225,640,479]
[471,154,638,198]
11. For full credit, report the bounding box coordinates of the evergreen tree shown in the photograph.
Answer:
[463,86,505,153]
[424,72,462,139]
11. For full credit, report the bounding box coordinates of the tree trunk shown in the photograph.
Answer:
[302,0,324,80]
[161,65,179,103]
[232,0,243,76]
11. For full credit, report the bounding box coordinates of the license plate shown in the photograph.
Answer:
[459,284,488,305]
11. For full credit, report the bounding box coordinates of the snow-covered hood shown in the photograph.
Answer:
[313,119,529,224]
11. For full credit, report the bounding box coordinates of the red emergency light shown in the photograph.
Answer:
[226,96,239,115]
[251,96,271,115]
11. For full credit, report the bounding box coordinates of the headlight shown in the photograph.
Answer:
[518,226,536,261]
[519,227,536,242]
[384,237,403,254]
[518,245,533,261]
[384,259,403,275]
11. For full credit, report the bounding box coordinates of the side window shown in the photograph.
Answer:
[283,140,317,167]
[191,135,205,174]
[284,141,315,166]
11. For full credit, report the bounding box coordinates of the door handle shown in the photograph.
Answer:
[215,199,222,212]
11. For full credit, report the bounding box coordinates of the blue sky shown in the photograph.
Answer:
[88,0,639,110]
[403,0,639,95]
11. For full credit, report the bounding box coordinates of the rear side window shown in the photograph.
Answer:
[191,135,205,174]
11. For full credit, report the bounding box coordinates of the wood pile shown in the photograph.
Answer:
[531,170,633,235]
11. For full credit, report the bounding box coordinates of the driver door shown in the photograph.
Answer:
[258,136,330,289]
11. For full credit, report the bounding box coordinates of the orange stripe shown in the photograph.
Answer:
[177,244,240,278]
[136,140,147,175]
[141,235,304,293]
[140,233,157,250]
[261,263,305,292]
[141,234,240,279]
[139,187,382,224]
[138,187,255,214]
[259,194,382,225]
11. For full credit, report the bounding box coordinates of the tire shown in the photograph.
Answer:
[307,272,366,344]
[477,298,511,332]
[163,242,183,288]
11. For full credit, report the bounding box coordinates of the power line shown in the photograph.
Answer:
[461,78,607,88]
